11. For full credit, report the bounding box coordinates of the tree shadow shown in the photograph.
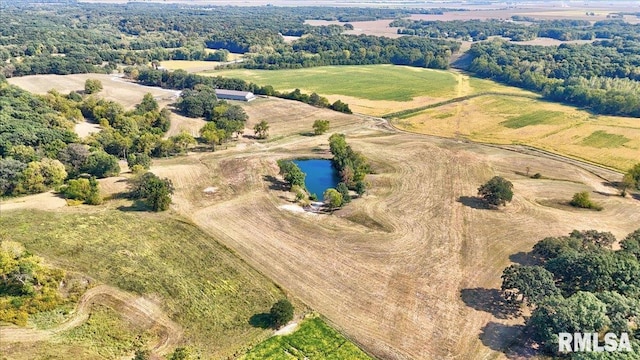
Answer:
[508,251,538,266]
[479,322,529,354]
[263,175,289,191]
[117,199,149,212]
[249,313,273,329]
[593,190,621,197]
[460,288,521,319]
[457,196,490,210]
[299,131,317,137]
[242,134,259,140]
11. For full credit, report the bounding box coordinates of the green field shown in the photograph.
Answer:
[499,110,564,129]
[0,209,284,358]
[581,130,631,148]
[242,317,372,360]
[206,65,459,101]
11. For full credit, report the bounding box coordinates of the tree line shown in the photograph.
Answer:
[135,67,352,113]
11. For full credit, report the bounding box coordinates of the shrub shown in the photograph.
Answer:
[570,191,603,211]
[532,173,542,179]
[270,299,294,329]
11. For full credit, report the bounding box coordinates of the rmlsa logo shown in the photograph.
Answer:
[558,333,633,352]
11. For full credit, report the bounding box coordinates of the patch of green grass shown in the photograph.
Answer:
[207,65,458,101]
[241,317,372,360]
[0,210,284,358]
[500,110,563,129]
[580,130,630,148]
[60,305,153,358]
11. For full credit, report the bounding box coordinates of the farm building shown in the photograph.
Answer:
[215,89,256,102]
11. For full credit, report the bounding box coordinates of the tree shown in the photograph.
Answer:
[84,79,103,94]
[135,93,159,114]
[133,349,150,360]
[355,180,367,196]
[501,265,560,306]
[59,177,102,205]
[199,122,226,151]
[169,132,196,153]
[0,158,26,196]
[312,119,330,135]
[570,191,602,210]
[126,153,151,171]
[82,151,120,178]
[129,172,174,211]
[277,160,306,188]
[323,188,343,210]
[253,120,270,139]
[169,347,192,360]
[624,163,640,191]
[528,292,609,354]
[270,299,294,329]
[58,143,90,177]
[621,229,640,261]
[477,176,513,206]
[336,182,351,203]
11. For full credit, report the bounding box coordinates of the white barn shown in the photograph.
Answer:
[215,89,256,102]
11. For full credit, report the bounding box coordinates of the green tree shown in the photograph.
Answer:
[354,180,367,196]
[199,122,226,151]
[501,265,560,306]
[129,172,174,212]
[528,292,610,355]
[324,188,343,210]
[126,153,151,171]
[477,176,513,206]
[59,177,102,205]
[270,299,294,329]
[84,79,103,94]
[133,349,150,360]
[570,191,602,210]
[169,347,192,360]
[336,182,351,203]
[624,163,640,190]
[277,160,306,188]
[169,132,196,153]
[312,119,330,135]
[254,120,270,139]
[621,229,640,261]
[82,151,120,178]
[135,93,159,114]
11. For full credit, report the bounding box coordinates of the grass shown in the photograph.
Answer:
[0,209,284,358]
[60,305,154,359]
[241,317,372,360]
[205,65,459,101]
[500,110,564,129]
[581,130,631,148]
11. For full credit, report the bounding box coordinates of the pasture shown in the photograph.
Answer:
[391,93,640,171]
[0,210,286,359]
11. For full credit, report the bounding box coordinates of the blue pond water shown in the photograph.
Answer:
[293,159,340,201]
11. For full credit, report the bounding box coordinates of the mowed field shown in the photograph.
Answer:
[393,93,640,171]
[148,97,640,360]
[6,72,640,359]
[205,65,471,116]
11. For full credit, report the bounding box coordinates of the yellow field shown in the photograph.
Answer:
[393,94,640,171]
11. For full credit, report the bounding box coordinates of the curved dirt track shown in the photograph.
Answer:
[0,285,182,357]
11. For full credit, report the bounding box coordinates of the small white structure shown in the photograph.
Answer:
[215,89,256,102]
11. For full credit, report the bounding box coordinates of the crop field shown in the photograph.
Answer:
[0,210,285,359]
[207,65,533,116]
[392,94,640,171]
[242,317,372,360]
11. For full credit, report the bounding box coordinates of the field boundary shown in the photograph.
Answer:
[381,92,540,120]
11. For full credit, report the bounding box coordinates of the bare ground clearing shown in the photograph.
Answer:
[148,99,640,359]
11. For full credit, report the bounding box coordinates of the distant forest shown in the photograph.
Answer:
[1,3,640,116]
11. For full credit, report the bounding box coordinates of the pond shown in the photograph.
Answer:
[293,159,340,201]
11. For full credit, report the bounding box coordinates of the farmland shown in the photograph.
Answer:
[3,70,640,359]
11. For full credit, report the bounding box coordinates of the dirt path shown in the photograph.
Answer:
[0,285,182,357]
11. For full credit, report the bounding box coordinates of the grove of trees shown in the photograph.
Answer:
[501,229,640,355]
